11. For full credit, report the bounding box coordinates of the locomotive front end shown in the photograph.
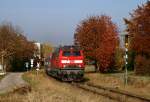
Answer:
[47,45,85,81]
[59,46,85,81]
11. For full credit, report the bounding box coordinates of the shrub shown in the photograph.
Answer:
[135,55,150,75]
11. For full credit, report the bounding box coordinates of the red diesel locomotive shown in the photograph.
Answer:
[45,45,85,81]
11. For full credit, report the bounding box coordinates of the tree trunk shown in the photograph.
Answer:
[94,60,100,72]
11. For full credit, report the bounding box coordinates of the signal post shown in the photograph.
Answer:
[124,34,129,85]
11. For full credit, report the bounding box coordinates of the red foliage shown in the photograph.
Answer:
[135,55,150,75]
[125,1,150,55]
[75,15,119,72]
[125,1,150,75]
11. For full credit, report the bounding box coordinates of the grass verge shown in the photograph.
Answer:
[0,74,6,81]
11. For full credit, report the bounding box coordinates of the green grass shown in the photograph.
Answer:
[22,71,37,88]
[22,70,45,89]
[0,76,3,80]
[0,74,6,81]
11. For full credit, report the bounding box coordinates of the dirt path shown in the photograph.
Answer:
[0,72,28,94]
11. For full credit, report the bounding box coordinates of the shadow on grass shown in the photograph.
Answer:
[73,77,90,84]
[85,71,97,74]
[82,77,90,82]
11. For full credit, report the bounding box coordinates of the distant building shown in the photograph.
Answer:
[34,42,41,59]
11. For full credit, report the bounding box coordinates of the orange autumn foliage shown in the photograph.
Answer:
[75,15,119,72]
[124,1,150,75]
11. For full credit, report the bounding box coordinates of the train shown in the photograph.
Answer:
[45,45,85,81]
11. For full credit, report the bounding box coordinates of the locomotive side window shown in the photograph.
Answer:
[72,51,81,56]
[62,51,71,56]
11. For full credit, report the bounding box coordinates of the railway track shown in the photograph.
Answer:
[46,72,150,102]
[71,82,150,102]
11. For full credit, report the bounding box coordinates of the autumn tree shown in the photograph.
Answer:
[41,43,53,58]
[40,43,53,66]
[75,15,119,72]
[0,23,35,71]
[114,40,125,71]
[124,1,150,75]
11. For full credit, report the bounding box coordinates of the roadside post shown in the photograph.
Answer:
[25,62,29,71]
[36,62,40,76]
[124,34,129,85]
[36,68,39,76]
[30,59,34,69]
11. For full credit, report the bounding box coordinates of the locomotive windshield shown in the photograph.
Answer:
[72,51,81,56]
[62,51,81,56]
[62,51,71,56]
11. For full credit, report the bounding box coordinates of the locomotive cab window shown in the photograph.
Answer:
[72,51,81,56]
[62,51,71,56]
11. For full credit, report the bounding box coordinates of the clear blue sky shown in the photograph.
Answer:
[0,0,147,46]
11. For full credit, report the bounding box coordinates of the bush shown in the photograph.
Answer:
[127,51,136,71]
[135,55,150,76]
[114,47,124,71]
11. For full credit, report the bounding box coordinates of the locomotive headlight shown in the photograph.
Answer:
[78,65,81,67]
[74,60,83,63]
[61,60,70,63]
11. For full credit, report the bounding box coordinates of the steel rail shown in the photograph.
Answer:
[72,82,150,102]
